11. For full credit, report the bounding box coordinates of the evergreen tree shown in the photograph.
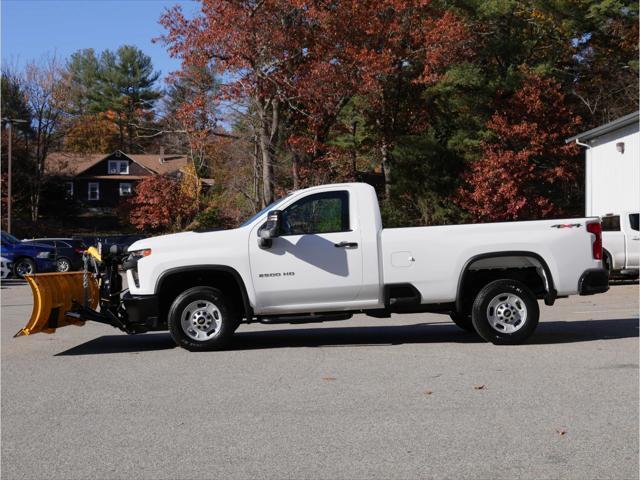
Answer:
[91,45,161,152]
[63,48,100,116]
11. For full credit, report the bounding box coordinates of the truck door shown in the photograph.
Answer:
[249,190,363,314]
[602,215,626,269]
[626,213,639,268]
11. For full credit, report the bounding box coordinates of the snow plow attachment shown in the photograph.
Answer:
[14,272,100,337]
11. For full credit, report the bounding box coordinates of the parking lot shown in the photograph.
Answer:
[1,279,638,479]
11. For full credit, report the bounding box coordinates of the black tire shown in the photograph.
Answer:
[55,257,72,272]
[13,257,36,277]
[168,286,240,351]
[471,279,539,345]
[449,311,475,333]
[603,250,613,276]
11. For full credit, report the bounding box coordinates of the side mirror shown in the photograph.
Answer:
[258,210,282,248]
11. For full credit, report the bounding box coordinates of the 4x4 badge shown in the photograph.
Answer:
[551,223,581,229]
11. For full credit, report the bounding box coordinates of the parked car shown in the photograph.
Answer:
[1,256,12,279]
[601,212,639,276]
[0,231,56,277]
[74,235,146,254]
[22,238,87,272]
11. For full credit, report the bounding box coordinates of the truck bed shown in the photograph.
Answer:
[381,218,601,304]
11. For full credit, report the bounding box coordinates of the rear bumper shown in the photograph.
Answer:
[578,268,609,295]
[122,293,161,329]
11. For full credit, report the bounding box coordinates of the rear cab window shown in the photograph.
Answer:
[629,214,639,231]
[601,216,621,232]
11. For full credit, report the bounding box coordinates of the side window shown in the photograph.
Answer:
[601,216,620,232]
[281,191,349,235]
[629,214,639,232]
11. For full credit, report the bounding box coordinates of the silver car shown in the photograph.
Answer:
[1,256,12,279]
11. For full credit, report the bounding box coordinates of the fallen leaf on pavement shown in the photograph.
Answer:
[424,390,433,395]
[474,384,486,390]
[556,429,567,436]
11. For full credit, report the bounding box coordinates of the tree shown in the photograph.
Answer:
[161,64,221,178]
[62,46,162,152]
[22,57,67,223]
[62,48,101,116]
[567,0,639,124]
[127,174,198,232]
[458,74,582,221]
[62,113,121,153]
[160,1,312,205]
[160,0,471,205]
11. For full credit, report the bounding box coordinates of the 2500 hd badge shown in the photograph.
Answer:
[258,272,295,278]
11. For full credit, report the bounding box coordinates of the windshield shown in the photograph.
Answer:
[1,232,20,244]
[239,195,290,227]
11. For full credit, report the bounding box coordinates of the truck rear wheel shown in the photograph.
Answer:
[471,279,539,345]
[168,286,239,351]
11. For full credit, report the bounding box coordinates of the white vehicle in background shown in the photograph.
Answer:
[1,256,12,279]
[601,212,640,276]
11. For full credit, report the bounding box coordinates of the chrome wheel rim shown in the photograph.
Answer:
[181,300,222,341]
[56,258,70,272]
[486,293,527,334]
[15,261,33,276]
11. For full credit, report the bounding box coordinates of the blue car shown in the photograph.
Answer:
[1,231,56,277]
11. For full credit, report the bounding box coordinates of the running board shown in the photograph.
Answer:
[258,313,352,324]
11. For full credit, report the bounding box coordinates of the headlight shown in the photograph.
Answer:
[36,251,51,259]
[122,249,151,272]
[129,249,152,258]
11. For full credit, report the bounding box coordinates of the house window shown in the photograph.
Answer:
[108,160,129,175]
[88,182,100,201]
[65,182,74,198]
[119,182,132,196]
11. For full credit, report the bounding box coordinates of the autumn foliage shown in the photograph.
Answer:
[3,0,638,237]
[458,74,582,221]
[160,0,470,202]
[126,174,198,231]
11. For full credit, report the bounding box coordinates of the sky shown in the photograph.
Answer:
[1,0,201,86]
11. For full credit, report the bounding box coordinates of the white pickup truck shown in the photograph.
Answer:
[601,212,639,276]
[114,183,608,350]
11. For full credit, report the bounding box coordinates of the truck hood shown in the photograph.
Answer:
[128,228,243,253]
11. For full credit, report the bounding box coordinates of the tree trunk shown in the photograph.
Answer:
[118,122,125,151]
[351,121,358,180]
[257,97,279,207]
[292,153,300,190]
[128,124,133,152]
[259,126,275,207]
[253,135,262,210]
[381,140,392,199]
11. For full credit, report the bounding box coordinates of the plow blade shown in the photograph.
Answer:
[15,272,100,337]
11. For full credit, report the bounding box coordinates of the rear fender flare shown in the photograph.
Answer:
[455,251,557,312]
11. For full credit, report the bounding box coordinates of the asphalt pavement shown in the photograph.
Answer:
[1,279,638,479]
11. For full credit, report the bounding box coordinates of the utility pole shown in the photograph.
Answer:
[7,121,11,234]
[2,118,28,234]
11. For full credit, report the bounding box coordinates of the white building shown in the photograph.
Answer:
[566,111,639,217]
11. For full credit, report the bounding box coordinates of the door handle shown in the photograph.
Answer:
[334,241,358,248]
[632,237,640,240]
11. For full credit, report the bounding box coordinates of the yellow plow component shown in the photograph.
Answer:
[15,272,100,337]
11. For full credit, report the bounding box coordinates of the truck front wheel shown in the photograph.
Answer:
[471,279,539,345]
[168,286,240,351]
[449,312,475,333]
